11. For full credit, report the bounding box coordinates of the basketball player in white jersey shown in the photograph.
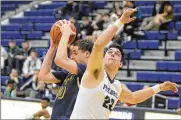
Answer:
[70,8,179,119]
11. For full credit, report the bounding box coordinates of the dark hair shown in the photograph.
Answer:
[105,43,124,62]
[73,40,93,53]
[23,40,29,44]
[41,97,50,102]
[30,49,36,53]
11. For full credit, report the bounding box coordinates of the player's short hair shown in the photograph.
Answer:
[41,97,50,102]
[105,43,124,62]
[73,40,93,53]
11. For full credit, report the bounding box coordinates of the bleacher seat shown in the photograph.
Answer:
[138,40,159,49]
[168,98,179,109]
[1,24,21,31]
[137,72,181,83]
[139,6,154,15]
[126,83,144,92]
[123,41,136,49]
[36,48,48,57]
[26,31,43,39]
[93,1,106,9]
[1,76,9,86]
[130,50,142,59]
[175,51,181,60]
[135,1,155,6]
[1,31,24,39]
[1,39,24,47]
[35,23,53,31]
[38,2,66,9]
[24,9,55,16]
[9,16,55,23]
[175,22,181,31]
[1,86,6,94]
[156,61,181,71]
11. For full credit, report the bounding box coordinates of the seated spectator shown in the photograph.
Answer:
[80,17,94,39]
[36,81,51,99]
[15,41,32,73]
[8,69,23,89]
[140,1,174,31]
[22,49,42,80]
[91,13,104,31]
[7,40,20,72]
[121,1,143,40]
[54,1,84,20]
[103,13,111,29]
[20,69,39,98]
[1,45,8,74]
[4,81,14,97]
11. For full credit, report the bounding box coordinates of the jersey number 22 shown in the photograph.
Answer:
[102,95,115,111]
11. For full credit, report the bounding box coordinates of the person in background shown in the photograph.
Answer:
[27,97,51,120]
[8,69,23,89]
[1,45,8,75]
[7,40,20,72]
[4,81,14,97]
[22,49,42,80]
[15,41,32,73]
[140,1,174,30]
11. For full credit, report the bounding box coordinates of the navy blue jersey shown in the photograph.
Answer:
[51,63,86,119]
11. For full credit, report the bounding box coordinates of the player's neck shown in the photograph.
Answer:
[104,67,117,80]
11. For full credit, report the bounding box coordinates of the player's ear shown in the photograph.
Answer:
[85,51,90,58]
[119,62,123,68]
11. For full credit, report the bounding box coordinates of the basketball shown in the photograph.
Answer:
[50,20,76,45]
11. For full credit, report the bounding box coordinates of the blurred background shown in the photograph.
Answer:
[1,0,181,119]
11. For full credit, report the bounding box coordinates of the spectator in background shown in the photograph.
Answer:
[91,13,104,31]
[22,49,42,80]
[7,40,20,72]
[4,81,14,97]
[8,69,23,89]
[103,13,111,29]
[1,45,8,74]
[54,1,84,20]
[36,81,51,99]
[70,17,80,34]
[16,41,32,73]
[80,17,94,39]
[121,1,143,41]
[140,1,174,30]
[20,69,40,98]
[152,1,172,16]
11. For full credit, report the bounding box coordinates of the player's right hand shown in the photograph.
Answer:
[55,19,76,36]
[120,8,137,24]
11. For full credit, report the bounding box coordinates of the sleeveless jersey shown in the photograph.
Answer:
[70,72,122,119]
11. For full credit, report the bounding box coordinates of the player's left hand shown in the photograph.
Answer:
[120,8,137,24]
[160,81,179,93]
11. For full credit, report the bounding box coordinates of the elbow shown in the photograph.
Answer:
[54,55,68,66]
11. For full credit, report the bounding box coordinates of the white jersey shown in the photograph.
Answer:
[70,72,122,119]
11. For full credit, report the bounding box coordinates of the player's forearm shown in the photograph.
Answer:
[54,33,70,65]
[39,46,56,80]
[94,24,118,48]
[132,88,155,104]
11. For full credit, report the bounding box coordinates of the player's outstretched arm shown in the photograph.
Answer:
[87,8,137,74]
[38,39,60,84]
[54,20,78,74]
[119,81,178,104]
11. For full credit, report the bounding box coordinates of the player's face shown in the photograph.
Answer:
[70,46,87,64]
[104,48,123,69]
[40,100,49,109]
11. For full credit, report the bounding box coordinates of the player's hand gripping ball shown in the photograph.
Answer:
[50,19,76,46]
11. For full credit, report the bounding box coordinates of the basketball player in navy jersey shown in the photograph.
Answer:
[70,8,178,119]
[38,21,93,119]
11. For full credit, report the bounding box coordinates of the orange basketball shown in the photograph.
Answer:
[50,20,76,45]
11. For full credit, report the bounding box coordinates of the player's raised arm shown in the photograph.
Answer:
[87,8,137,74]
[54,20,78,74]
[38,38,60,84]
[120,81,178,104]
